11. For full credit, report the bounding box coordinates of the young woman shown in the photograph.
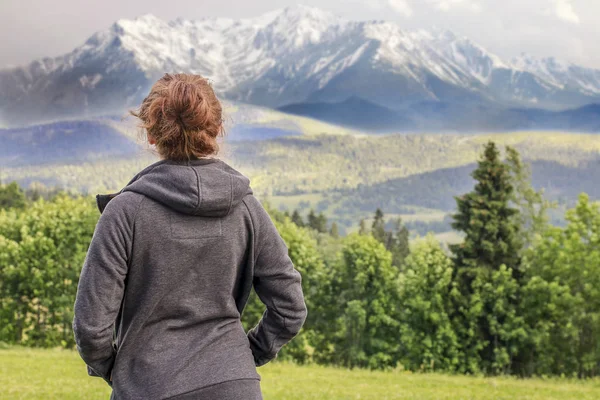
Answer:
[73,73,307,400]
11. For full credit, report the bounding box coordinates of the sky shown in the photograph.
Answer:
[0,0,598,69]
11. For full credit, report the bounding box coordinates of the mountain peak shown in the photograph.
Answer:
[511,53,572,72]
[1,7,600,127]
[280,4,337,18]
[249,5,344,50]
[134,13,163,23]
[271,4,342,26]
[113,14,167,29]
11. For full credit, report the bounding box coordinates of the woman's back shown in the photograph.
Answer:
[72,74,307,400]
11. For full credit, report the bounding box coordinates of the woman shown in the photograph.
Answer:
[73,73,307,400]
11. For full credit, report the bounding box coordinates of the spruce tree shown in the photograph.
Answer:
[307,209,328,233]
[307,209,318,230]
[371,208,386,243]
[390,218,410,268]
[450,141,522,283]
[330,222,340,238]
[291,209,305,227]
[371,210,410,269]
[316,213,328,233]
[505,146,554,251]
[449,141,524,373]
[358,219,369,235]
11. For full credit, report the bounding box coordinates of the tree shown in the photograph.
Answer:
[477,265,527,375]
[0,182,27,210]
[0,194,97,347]
[330,222,340,238]
[371,208,386,243]
[505,146,554,250]
[330,234,400,369]
[307,209,328,233]
[370,210,410,269]
[389,218,410,269]
[449,141,524,374]
[316,213,328,234]
[358,219,369,235]
[521,193,600,377]
[450,141,523,283]
[291,209,304,227]
[397,235,459,372]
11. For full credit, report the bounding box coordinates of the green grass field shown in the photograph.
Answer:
[2,347,600,399]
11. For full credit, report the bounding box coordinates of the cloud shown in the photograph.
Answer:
[429,0,481,13]
[388,0,481,16]
[388,0,413,17]
[551,0,580,23]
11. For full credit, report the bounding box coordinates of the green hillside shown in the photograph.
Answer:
[227,132,600,195]
[2,127,599,236]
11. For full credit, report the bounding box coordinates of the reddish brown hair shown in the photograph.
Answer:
[130,73,224,160]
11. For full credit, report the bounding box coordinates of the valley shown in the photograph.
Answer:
[2,111,599,237]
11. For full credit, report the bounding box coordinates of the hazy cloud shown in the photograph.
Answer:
[551,0,580,23]
[0,0,597,69]
[388,0,413,17]
[428,0,482,13]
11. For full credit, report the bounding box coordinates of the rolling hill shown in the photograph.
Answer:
[280,99,600,133]
[2,115,599,235]
[0,120,139,167]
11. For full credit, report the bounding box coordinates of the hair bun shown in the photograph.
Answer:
[130,73,224,160]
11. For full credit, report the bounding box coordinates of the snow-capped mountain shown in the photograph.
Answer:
[1,4,599,128]
[512,54,600,96]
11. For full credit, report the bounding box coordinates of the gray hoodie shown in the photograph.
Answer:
[73,157,307,399]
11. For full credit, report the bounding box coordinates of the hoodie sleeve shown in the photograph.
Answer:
[73,192,141,385]
[244,197,308,367]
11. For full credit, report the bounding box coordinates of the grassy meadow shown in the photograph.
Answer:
[2,346,600,400]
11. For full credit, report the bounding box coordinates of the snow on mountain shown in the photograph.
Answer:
[1,4,599,127]
[512,54,600,96]
[413,29,507,85]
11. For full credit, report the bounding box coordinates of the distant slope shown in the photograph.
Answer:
[278,99,600,133]
[0,120,139,167]
[4,129,599,198]
[330,160,600,215]
[2,127,599,236]
[278,96,415,132]
[0,103,368,168]
[223,102,364,137]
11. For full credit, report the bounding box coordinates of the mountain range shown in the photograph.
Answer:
[1,5,600,131]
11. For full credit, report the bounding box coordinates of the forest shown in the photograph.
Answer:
[1,142,599,378]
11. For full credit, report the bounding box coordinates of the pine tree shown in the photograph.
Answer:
[370,210,410,269]
[330,222,340,238]
[450,141,522,283]
[307,209,318,231]
[358,219,369,235]
[316,213,328,234]
[389,218,410,268]
[505,146,554,251]
[371,208,386,243]
[291,209,305,227]
[307,209,328,233]
[449,141,524,374]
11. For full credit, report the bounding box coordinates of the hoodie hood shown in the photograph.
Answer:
[97,158,252,217]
